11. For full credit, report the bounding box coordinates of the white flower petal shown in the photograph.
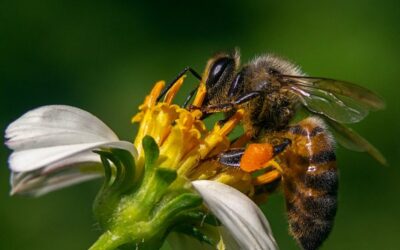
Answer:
[10,168,101,197]
[192,180,278,250]
[4,105,137,196]
[9,141,135,172]
[5,105,118,150]
[9,140,136,196]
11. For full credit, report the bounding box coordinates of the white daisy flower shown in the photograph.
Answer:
[5,78,278,250]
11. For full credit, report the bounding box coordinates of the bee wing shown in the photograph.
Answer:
[326,119,387,165]
[282,75,385,124]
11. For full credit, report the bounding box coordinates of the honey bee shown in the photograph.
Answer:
[158,50,385,250]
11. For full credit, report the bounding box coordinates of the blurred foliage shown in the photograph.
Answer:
[1,0,399,249]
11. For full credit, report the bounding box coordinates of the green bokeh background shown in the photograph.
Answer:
[1,1,399,249]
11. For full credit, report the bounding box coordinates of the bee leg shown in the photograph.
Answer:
[216,139,291,171]
[183,87,199,107]
[217,148,245,168]
[200,103,235,113]
[240,139,291,173]
[215,142,287,186]
[200,91,262,114]
[157,66,202,102]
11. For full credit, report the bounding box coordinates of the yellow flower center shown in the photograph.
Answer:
[131,78,254,195]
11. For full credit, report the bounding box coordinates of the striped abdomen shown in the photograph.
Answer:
[281,117,338,250]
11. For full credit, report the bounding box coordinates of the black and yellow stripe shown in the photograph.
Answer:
[280,117,338,250]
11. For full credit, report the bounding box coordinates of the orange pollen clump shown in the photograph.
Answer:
[240,143,274,172]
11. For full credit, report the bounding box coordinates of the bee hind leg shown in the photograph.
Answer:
[215,148,283,186]
[217,148,245,168]
[216,139,291,185]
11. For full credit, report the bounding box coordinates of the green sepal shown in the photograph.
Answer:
[93,151,120,227]
[142,135,159,171]
[155,168,177,186]
[153,193,203,224]
[109,148,136,191]
[93,148,137,227]
[133,167,178,214]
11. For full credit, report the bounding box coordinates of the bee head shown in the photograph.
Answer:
[203,51,240,104]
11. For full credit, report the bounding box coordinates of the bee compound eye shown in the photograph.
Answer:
[206,57,234,88]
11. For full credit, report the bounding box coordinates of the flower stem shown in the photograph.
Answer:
[89,231,126,250]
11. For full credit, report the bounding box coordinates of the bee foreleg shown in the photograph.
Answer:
[200,103,234,113]
[199,91,262,114]
[157,66,202,102]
